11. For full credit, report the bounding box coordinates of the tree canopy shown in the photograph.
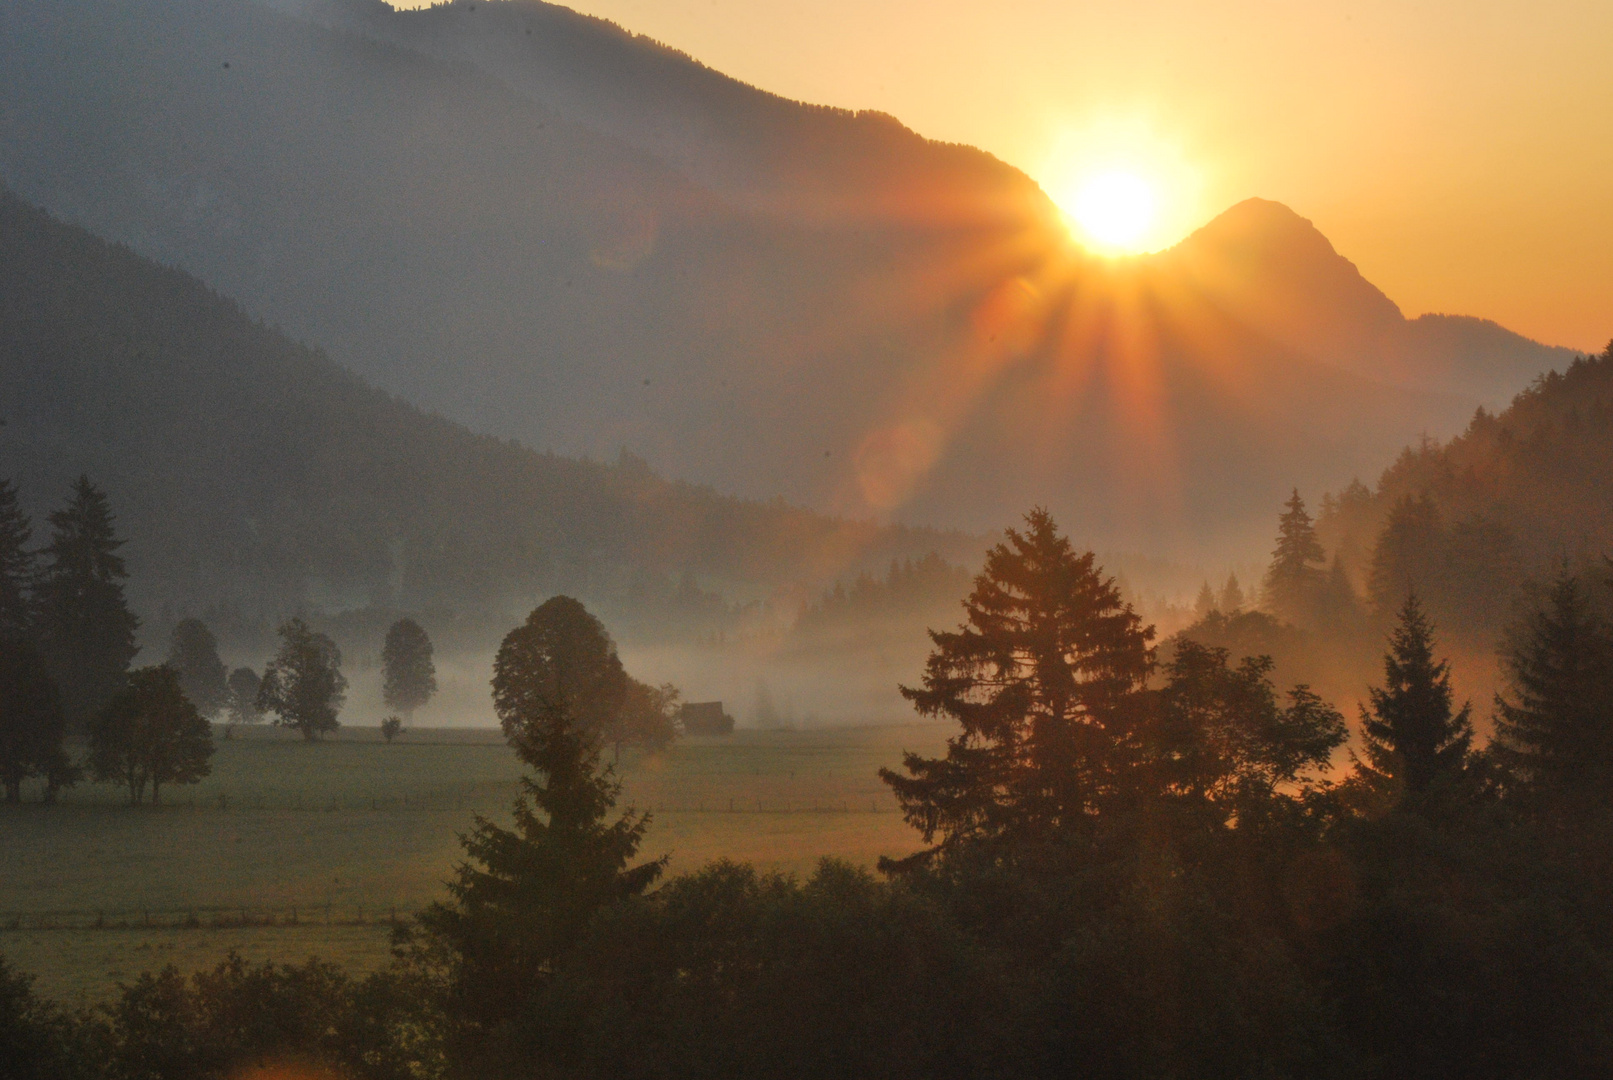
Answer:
[257,618,347,741]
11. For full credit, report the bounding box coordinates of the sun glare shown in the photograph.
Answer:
[1037,117,1205,256]
[1066,170,1157,254]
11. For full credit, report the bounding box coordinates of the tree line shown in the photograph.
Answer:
[10,507,1613,1077]
[0,475,470,803]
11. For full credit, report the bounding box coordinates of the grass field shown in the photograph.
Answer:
[0,722,950,1001]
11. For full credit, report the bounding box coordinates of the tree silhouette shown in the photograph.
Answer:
[34,477,140,729]
[410,599,663,1069]
[226,667,261,726]
[1219,573,1246,614]
[0,479,34,642]
[257,618,346,741]
[1368,494,1443,617]
[381,618,437,720]
[1356,594,1473,799]
[1493,569,1613,813]
[1263,489,1326,626]
[492,596,627,764]
[88,665,214,805]
[605,678,680,761]
[880,509,1154,861]
[0,640,70,804]
[167,619,229,720]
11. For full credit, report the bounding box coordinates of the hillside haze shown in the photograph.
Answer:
[0,0,1574,555]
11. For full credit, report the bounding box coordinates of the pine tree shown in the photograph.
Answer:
[1219,573,1246,614]
[0,479,34,641]
[1194,582,1218,621]
[1368,494,1444,617]
[256,618,346,741]
[0,640,69,803]
[410,600,663,1065]
[167,618,229,719]
[381,617,437,720]
[87,665,214,805]
[1262,490,1326,626]
[1493,570,1613,812]
[1357,595,1473,799]
[879,509,1154,861]
[34,477,140,728]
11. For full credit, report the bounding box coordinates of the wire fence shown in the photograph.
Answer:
[16,793,903,815]
[0,904,415,933]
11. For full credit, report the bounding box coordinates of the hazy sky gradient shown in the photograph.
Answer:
[396,0,1610,351]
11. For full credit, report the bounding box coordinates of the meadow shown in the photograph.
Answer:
[0,722,949,1000]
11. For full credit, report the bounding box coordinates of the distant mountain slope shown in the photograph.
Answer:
[1156,199,1576,404]
[0,0,1575,555]
[0,188,969,621]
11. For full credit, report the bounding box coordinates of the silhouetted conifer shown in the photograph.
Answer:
[880,509,1154,861]
[1194,581,1217,620]
[1263,490,1326,626]
[1356,594,1473,799]
[166,618,229,720]
[34,477,139,728]
[1493,570,1613,813]
[381,617,437,720]
[1367,493,1444,617]
[0,640,70,804]
[409,598,662,1067]
[1219,572,1246,614]
[0,480,34,642]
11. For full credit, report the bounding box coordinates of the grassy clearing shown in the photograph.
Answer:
[0,722,949,1000]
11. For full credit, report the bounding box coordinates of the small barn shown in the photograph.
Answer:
[678,701,734,736]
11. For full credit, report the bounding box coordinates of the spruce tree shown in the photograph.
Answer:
[1219,573,1246,614]
[256,618,346,741]
[0,479,34,642]
[35,478,140,729]
[411,600,663,1066]
[1357,594,1473,798]
[381,617,437,720]
[0,640,68,803]
[1493,570,1613,812]
[167,618,229,719]
[879,509,1154,860]
[1262,490,1326,627]
[88,664,214,805]
[1368,494,1444,617]
[1194,582,1217,621]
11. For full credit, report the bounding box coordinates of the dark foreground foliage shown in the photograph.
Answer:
[13,538,1613,1079]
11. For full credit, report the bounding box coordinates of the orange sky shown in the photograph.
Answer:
[396,0,1611,351]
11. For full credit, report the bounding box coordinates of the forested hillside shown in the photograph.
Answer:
[1319,341,1613,637]
[0,189,970,626]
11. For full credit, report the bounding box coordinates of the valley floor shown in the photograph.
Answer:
[0,723,946,1000]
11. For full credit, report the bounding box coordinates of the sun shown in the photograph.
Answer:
[1060,170,1158,255]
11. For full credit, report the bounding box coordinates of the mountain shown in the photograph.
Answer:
[1157,199,1575,404]
[0,187,971,631]
[0,0,1577,555]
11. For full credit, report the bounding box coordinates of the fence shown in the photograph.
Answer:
[0,904,415,933]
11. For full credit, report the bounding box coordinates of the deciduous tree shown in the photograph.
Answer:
[88,665,214,805]
[167,619,229,720]
[257,618,346,741]
[226,667,261,726]
[381,618,436,720]
[492,596,626,763]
